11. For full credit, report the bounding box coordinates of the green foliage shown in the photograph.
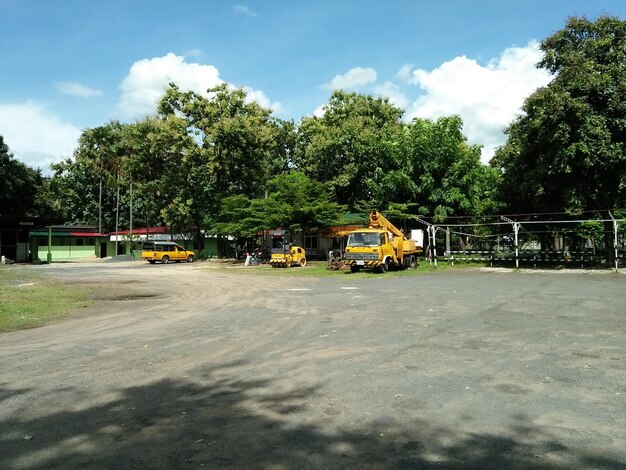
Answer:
[394,116,502,221]
[294,91,404,207]
[216,171,345,236]
[493,16,626,214]
[49,86,500,242]
[0,135,54,217]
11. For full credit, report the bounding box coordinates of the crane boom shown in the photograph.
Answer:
[369,211,405,239]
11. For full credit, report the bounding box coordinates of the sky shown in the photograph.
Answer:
[1,1,625,172]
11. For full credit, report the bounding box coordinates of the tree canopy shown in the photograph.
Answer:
[492,16,626,214]
[0,135,53,217]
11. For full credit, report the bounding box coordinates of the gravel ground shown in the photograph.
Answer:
[0,261,624,469]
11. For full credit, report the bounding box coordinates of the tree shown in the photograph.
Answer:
[294,91,404,208]
[216,171,345,237]
[492,16,626,262]
[391,116,501,222]
[0,135,54,217]
[157,83,292,251]
[51,122,134,231]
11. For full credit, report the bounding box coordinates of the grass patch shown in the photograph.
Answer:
[205,259,454,278]
[0,267,92,332]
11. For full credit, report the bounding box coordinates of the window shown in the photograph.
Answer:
[304,234,318,250]
[52,237,68,246]
[75,239,84,246]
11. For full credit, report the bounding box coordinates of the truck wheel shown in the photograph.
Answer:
[187,255,194,263]
[379,260,389,273]
[161,255,169,264]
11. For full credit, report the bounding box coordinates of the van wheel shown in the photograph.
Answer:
[187,255,194,263]
[162,255,169,264]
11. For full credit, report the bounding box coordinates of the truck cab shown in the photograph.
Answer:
[343,211,422,273]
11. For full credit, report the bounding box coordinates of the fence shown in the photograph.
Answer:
[419,215,625,271]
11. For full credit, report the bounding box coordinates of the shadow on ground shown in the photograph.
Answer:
[1,363,622,469]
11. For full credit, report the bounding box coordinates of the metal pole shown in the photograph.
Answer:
[609,211,619,272]
[129,179,133,255]
[501,216,520,269]
[514,222,519,269]
[98,154,102,236]
[613,217,618,272]
[47,225,52,263]
[115,170,120,257]
[432,226,438,268]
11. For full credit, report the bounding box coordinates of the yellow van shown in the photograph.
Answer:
[141,241,195,264]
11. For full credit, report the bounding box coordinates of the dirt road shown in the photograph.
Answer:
[1,262,624,469]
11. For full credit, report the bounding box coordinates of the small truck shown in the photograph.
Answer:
[268,230,307,268]
[343,211,423,273]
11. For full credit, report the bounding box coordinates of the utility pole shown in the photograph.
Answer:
[129,178,133,255]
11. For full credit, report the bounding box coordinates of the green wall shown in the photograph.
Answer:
[31,237,99,262]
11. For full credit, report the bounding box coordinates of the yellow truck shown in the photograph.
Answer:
[343,211,423,273]
[268,230,307,268]
[269,244,307,268]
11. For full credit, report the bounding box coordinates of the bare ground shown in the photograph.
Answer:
[0,261,624,469]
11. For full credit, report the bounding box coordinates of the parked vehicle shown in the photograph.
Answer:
[268,230,306,268]
[141,241,194,264]
[270,245,306,268]
[343,211,423,273]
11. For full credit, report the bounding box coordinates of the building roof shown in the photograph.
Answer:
[30,225,106,237]
[111,226,170,236]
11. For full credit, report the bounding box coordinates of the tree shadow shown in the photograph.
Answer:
[1,364,623,469]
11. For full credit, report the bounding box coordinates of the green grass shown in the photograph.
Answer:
[0,267,92,332]
[206,259,454,278]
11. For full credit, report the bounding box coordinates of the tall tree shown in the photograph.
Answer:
[51,121,133,231]
[492,16,626,261]
[156,83,292,247]
[369,116,501,221]
[216,171,345,237]
[294,91,404,208]
[0,135,54,217]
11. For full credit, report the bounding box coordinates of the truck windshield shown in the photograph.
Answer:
[347,232,380,247]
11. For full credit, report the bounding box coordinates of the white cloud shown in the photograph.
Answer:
[313,104,326,118]
[242,86,283,114]
[0,102,80,172]
[116,53,281,118]
[406,41,552,161]
[374,81,408,109]
[396,64,413,84]
[234,5,257,17]
[116,53,223,119]
[324,67,378,90]
[184,48,203,58]
[55,81,103,98]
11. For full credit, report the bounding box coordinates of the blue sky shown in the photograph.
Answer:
[1,1,625,171]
